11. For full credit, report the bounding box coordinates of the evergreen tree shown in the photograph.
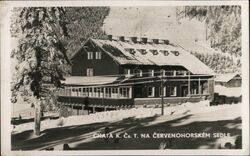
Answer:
[11,7,71,135]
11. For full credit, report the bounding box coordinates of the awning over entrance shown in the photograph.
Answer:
[62,76,119,86]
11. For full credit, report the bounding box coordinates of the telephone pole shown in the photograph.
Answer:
[161,70,164,115]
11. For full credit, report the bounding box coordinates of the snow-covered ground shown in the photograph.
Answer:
[12,103,34,118]
[11,100,241,150]
[12,100,241,134]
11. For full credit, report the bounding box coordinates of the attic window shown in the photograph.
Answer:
[137,49,147,55]
[160,50,169,56]
[125,48,136,55]
[149,49,158,55]
[171,51,180,56]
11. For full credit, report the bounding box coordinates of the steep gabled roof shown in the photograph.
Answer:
[89,38,214,75]
[215,73,241,83]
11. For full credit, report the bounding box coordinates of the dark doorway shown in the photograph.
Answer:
[181,85,188,97]
[134,85,143,98]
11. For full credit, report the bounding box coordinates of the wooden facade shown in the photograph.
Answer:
[57,37,215,114]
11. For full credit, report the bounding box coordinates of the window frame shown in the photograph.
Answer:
[87,52,93,60]
[147,86,155,97]
[124,69,131,76]
[139,69,143,77]
[148,69,154,77]
[119,87,130,98]
[169,86,177,96]
[95,52,102,59]
[86,68,93,76]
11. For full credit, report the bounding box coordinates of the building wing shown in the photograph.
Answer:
[215,73,241,83]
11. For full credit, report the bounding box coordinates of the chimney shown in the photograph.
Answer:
[147,38,153,43]
[119,36,125,42]
[141,37,148,44]
[130,37,137,43]
[152,39,159,44]
[108,35,112,41]
[163,39,169,45]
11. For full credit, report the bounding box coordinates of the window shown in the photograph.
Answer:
[148,86,155,97]
[176,70,187,76]
[150,50,158,55]
[93,87,102,97]
[173,70,176,76]
[82,88,87,96]
[87,52,93,59]
[165,70,175,76]
[105,88,111,98]
[161,70,166,76]
[111,87,118,98]
[88,88,93,97]
[96,52,102,59]
[119,87,130,98]
[183,71,187,76]
[124,69,131,76]
[134,69,142,77]
[137,49,147,55]
[170,86,177,96]
[87,68,93,76]
[149,69,154,77]
[139,69,143,77]
[159,86,166,97]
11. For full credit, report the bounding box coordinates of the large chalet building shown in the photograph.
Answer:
[57,35,215,114]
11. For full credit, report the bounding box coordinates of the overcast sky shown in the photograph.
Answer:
[103,7,207,44]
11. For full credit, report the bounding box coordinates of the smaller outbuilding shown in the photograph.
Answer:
[215,73,241,88]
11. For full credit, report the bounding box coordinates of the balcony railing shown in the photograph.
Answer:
[58,86,132,99]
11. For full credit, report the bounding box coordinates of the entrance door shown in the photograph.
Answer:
[181,85,188,97]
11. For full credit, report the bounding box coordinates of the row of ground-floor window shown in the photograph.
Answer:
[58,79,214,99]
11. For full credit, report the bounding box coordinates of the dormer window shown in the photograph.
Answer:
[171,51,180,56]
[160,50,169,56]
[125,48,136,55]
[137,49,147,55]
[149,49,158,55]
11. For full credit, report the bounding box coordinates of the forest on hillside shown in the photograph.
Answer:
[177,6,241,73]
[178,6,241,57]
[191,52,240,74]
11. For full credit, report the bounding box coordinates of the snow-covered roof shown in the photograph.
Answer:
[215,73,241,83]
[214,85,241,97]
[62,76,119,85]
[90,38,214,75]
